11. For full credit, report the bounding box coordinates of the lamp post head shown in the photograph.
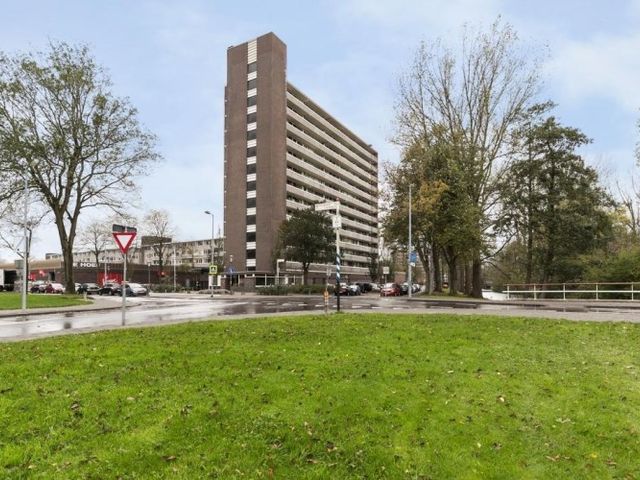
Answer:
[204,210,211,215]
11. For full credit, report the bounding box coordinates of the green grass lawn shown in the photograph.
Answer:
[1,314,639,479]
[0,293,91,310]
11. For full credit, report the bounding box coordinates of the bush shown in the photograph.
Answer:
[149,284,189,293]
[257,284,334,295]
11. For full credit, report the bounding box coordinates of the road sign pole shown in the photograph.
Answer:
[122,252,127,326]
[112,227,136,327]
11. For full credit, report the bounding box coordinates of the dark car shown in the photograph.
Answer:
[400,283,410,295]
[356,282,373,293]
[98,283,119,296]
[30,281,46,293]
[334,283,349,296]
[78,283,100,294]
[380,283,401,297]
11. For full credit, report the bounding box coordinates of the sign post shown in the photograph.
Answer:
[112,227,137,326]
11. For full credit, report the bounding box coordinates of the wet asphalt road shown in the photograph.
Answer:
[2,293,640,341]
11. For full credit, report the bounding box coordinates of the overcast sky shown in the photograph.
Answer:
[1,0,640,261]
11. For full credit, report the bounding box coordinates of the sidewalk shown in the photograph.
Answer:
[407,295,640,311]
[0,296,121,319]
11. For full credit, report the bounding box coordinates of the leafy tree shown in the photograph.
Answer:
[276,209,335,285]
[0,42,159,293]
[497,115,613,283]
[393,19,542,297]
[383,134,480,295]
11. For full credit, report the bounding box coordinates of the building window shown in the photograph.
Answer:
[247,146,256,157]
[246,249,256,259]
[246,163,256,174]
[247,129,257,141]
[246,181,256,191]
[247,112,257,124]
[246,197,256,208]
[247,266,256,272]
[247,62,257,74]
[246,214,256,225]
[247,78,257,90]
[247,95,257,107]
[246,232,256,242]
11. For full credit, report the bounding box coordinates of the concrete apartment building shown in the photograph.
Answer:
[224,33,379,285]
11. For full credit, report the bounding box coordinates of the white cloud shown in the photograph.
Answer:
[546,32,640,113]
[337,0,504,31]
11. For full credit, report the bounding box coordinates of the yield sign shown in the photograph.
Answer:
[113,232,137,254]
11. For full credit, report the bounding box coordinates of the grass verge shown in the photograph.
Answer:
[1,313,639,478]
[0,293,91,310]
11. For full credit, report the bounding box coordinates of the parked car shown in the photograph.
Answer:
[114,283,148,297]
[98,283,120,296]
[380,283,401,297]
[400,283,410,295]
[78,283,100,294]
[30,281,46,293]
[412,283,421,294]
[44,282,64,294]
[334,283,349,296]
[347,284,362,296]
[356,282,373,293]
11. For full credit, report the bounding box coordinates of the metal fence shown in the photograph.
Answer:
[503,282,640,300]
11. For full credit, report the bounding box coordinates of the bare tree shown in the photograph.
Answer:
[143,209,175,281]
[0,194,47,279]
[393,19,542,296]
[616,176,640,240]
[0,42,160,293]
[78,219,112,282]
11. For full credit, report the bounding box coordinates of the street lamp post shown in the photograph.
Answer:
[172,245,176,293]
[21,173,28,311]
[408,184,413,299]
[204,210,215,297]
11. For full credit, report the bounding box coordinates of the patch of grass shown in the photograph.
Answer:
[0,293,91,310]
[1,314,639,478]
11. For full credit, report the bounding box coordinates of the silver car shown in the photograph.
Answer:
[127,283,148,296]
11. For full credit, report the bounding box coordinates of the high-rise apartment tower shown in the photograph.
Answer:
[224,33,378,284]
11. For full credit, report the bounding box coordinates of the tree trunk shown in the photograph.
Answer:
[425,248,433,294]
[471,257,483,298]
[63,242,75,294]
[448,260,457,296]
[464,261,472,295]
[302,265,309,286]
[433,247,442,292]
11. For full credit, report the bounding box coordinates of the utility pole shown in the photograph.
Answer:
[205,210,215,297]
[335,201,341,312]
[173,245,177,292]
[21,173,28,311]
[408,184,413,299]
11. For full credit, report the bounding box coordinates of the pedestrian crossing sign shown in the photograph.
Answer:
[209,265,218,275]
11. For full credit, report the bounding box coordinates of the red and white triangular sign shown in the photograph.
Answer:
[113,232,137,254]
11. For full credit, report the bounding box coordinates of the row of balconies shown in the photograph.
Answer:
[286,152,376,208]
[286,89,377,167]
[286,137,376,197]
[285,167,376,217]
[286,120,377,186]
[285,185,377,229]
[286,106,377,179]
